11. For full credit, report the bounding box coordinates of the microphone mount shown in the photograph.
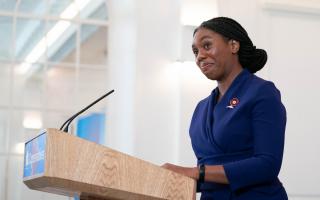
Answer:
[59,89,114,133]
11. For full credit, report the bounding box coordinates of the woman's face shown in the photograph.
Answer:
[192,28,237,81]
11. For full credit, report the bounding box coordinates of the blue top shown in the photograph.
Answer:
[189,69,288,199]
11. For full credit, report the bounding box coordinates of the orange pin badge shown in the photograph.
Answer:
[226,98,239,109]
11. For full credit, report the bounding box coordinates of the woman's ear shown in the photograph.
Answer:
[230,40,240,54]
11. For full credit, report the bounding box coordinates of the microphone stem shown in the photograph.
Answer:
[60,89,114,132]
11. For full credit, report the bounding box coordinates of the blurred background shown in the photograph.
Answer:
[0,0,319,199]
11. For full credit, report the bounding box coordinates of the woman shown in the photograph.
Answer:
[163,17,288,199]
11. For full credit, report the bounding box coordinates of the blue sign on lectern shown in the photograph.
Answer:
[23,132,47,178]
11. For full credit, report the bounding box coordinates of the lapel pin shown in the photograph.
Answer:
[226,98,239,109]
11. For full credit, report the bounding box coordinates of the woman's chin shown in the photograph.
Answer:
[203,72,219,81]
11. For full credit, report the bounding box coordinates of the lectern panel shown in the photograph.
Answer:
[23,131,47,179]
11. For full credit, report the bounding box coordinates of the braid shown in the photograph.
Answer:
[194,17,267,73]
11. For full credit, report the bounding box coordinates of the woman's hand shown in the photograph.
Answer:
[161,163,199,180]
[162,164,229,184]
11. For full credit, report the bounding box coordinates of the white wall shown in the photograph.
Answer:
[133,0,182,164]
[107,0,218,167]
[107,0,182,164]
[106,0,137,156]
[267,10,320,198]
[216,0,320,199]
[107,0,320,199]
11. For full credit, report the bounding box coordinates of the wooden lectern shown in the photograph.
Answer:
[23,129,196,200]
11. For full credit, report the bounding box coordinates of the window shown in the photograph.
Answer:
[0,1,109,199]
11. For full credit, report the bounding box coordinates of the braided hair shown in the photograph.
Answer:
[194,17,267,73]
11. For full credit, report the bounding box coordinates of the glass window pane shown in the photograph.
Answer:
[13,63,45,108]
[80,25,107,65]
[8,110,24,154]
[76,68,107,110]
[18,0,46,15]
[0,110,9,153]
[48,0,73,16]
[0,0,16,12]
[7,156,43,200]
[47,20,77,63]
[46,64,77,110]
[15,19,46,62]
[0,16,13,61]
[43,111,74,131]
[7,109,43,198]
[0,63,11,106]
[0,156,7,200]
[8,110,42,154]
[80,0,108,20]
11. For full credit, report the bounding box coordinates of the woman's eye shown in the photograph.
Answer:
[204,43,210,50]
[192,49,198,56]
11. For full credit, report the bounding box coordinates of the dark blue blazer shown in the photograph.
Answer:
[189,69,288,200]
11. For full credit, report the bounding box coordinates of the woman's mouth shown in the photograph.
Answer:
[200,63,215,72]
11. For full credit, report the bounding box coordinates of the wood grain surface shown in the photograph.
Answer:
[23,129,196,200]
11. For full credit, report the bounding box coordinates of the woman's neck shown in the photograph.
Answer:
[217,66,243,100]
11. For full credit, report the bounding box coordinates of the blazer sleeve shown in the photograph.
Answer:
[223,81,287,192]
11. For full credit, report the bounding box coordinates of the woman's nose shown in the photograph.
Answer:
[196,49,206,62]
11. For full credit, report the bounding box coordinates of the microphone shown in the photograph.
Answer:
[59,89,115,133]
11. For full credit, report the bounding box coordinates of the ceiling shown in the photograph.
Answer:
[0,0,108,65]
